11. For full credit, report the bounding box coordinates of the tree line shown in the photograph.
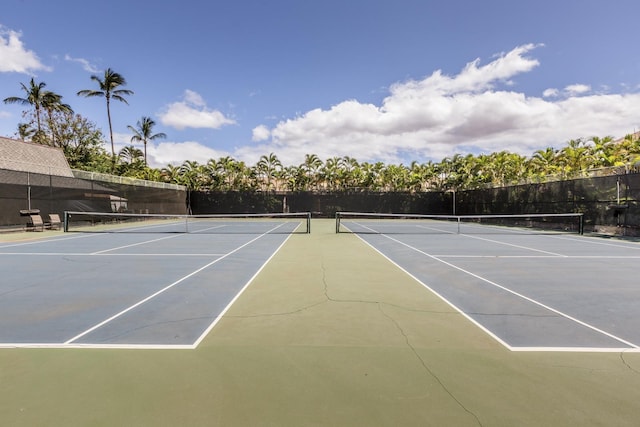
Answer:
[4,71,640,192]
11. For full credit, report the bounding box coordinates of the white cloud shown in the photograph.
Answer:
[113,131,229,169]
[0,26,51,73]
[64,54,99,73]
[147,141,229,168]
[564,84,591,96]
[252,124,271,141]
[159,90,236,130]
[241,44,640,166]
[183,89,206,107]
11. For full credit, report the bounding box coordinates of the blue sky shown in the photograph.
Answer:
[1,0,640,168]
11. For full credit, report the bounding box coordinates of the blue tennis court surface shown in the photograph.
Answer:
[4,216,640,353]
[0,226,296,349]
[342,219,640,352]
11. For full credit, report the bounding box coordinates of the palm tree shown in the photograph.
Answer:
[380,164,410,191]
[203,159,220,190]
[178,160,205,190]
[41,91,73,146]
[160,164,181,184]
[587,136,615,167]
[321,157,342,191]
[281,165,306,191]
[302,154,323,190]
[558,138,588,177]
[77,68,133,161]
[408,161,428,192]
[529,147,559,179]
[357,161,385,190]
[3,78,48,135]
[621,133,640,166]
[216,156,238,190]
[118,145,144,163]
[256,153,282,191]
[486,151,526,186]
[17,123,36,141]
[340,156,359,189]
[127,116,166,166]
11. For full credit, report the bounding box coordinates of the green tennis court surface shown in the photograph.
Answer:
[1,219,640,426]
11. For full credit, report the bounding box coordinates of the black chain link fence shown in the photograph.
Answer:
[2,167,638,236]
[0,168,187,229]
[455,173,639,235]
[190,190,450,217]
[193,172,640,236]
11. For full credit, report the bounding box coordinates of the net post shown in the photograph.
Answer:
[335,212,341,233]
[457,216,461,234]
[307,212,311,234]
[63,211,69,232]
[579,213,584,235]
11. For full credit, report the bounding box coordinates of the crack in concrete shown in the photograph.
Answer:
[226,299,329,318]
[377,303,483,426]
[319,261,483,426]
[228,260,457,318]
[226,259,484,425]
[620,350,640,374]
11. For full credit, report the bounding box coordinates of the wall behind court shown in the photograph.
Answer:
[2,167,638,236]
[0,168,188,228]
[455,173,640,235]
[193,172,640,236]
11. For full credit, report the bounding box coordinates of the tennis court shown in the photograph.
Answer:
[337,212,640,352]
[2,215,640,426]
[2,211,640,350]
[0,213,310,348]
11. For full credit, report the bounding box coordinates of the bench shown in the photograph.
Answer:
[47,214,62,230]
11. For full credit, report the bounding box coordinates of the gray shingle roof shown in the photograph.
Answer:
[0,137,73,177]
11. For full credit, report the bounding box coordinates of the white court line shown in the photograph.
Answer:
[510,346,640,353]
[0,343,196,350]
[417,221,556,236]
[416,224,457,234]
[349,224,640,352]
[435,255,640,259]
[0,224,232,256]
[64,222,288,345]
[0,252,227,256]
[461,234,568,256]
[550,233,640,250]
[0,232,106,248]
[5,341,635,352]
[91,234,183,254]
[102,219,188,233]
[355,220,567,256]
[192,230,295,348]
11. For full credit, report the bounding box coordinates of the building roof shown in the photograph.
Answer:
[0,137,73,177]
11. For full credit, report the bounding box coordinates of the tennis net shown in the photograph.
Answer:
[335,212,584,235]
[64,211,311,234]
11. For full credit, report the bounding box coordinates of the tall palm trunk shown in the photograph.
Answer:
[106,95,115,160]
